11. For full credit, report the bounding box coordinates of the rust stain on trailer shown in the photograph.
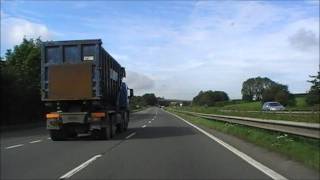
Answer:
[48,63,92,100]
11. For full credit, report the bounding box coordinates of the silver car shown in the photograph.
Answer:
[262,102,285,111]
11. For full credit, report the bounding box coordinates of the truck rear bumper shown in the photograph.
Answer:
[47,112,87,129]
[46,112,107,132]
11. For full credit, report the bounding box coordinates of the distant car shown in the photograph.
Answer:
[262,102,285,111]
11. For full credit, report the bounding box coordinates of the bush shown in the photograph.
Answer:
[192,90,229,106]
[262,84,295,106]
[306,89,320,106]
[306,72,320,106]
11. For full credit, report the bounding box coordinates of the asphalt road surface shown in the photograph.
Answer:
[0,107,316,179]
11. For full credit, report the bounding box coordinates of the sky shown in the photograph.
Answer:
[1,0,319,100]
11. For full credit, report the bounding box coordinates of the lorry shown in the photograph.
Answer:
[41,39,133,141]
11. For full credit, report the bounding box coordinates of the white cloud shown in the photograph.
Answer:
[1,14,53,53]
[123,71,155,95]
[114,1,319,99]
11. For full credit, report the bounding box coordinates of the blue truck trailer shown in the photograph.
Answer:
[41,39,133,140]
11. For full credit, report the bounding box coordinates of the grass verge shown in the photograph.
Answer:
[168,109,320,170]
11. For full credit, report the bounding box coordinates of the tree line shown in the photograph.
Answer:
[130,93,158,109]
[241,77,295,106]
[192,75,319,107]
[1,38,42,125]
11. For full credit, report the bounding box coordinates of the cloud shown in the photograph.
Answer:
[288,28,319,51]
[1,14,53,53]
[124,71,155,94]
[116,1,319,99]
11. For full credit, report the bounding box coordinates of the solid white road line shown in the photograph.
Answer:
[166,110,287,180]
[5,144,24,149]
[59,154,102,179]
[29,140,42,144]
[126,132,136,139]
[142,125,147,128]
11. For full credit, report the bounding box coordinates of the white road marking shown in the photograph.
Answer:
[59,154,102,179]
[47,137,51,140]
[166,110,287,180]
[126,132,136,139]
[29,139,42,144]
[142,125,147,128]
[148,121,151,123]
[5,144,24,149]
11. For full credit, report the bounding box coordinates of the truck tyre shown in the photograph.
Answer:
[110,115,116,138]
[124,112,129,131]
[67,131,77,138]
[116,123,124,133]
[100,127,111,140]
[111,122,116,138]
[50,130,66,141]
[117,113,125,133]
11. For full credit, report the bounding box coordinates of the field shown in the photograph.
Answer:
[169,111,320,170]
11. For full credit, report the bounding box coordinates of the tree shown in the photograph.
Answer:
[142,93,158,105]
[241,77,276,101]
[1,38,42,125]
[306,71,320,105]
[262,84,295,106]
[192,90,229,106]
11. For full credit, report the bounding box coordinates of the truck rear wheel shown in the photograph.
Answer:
[116,113,125,133]
[124,112,129,131]
[111,122,116,138]
[99,127,111,140]
[50,130,66,141]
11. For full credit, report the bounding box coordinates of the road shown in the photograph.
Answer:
[0,107,316,179]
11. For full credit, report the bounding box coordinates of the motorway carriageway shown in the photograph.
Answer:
[1,107,319,180]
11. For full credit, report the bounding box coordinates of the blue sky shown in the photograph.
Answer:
[1,1,319,100]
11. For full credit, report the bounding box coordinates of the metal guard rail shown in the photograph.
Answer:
[171,109,320,139]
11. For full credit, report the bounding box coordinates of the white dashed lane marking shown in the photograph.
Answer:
[5,144,24,149]
[59,154,102,179]
[142,125,147,128]
[29,140,42,144]
[126,132,136,139]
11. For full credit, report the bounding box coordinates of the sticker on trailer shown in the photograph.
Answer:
[83,56,94,61]
[110,69,118,81]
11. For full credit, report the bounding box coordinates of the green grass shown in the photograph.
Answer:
[175,106,320,123]
[222,101,262,111]
[296,97,307,107]
[169,110,320,170]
